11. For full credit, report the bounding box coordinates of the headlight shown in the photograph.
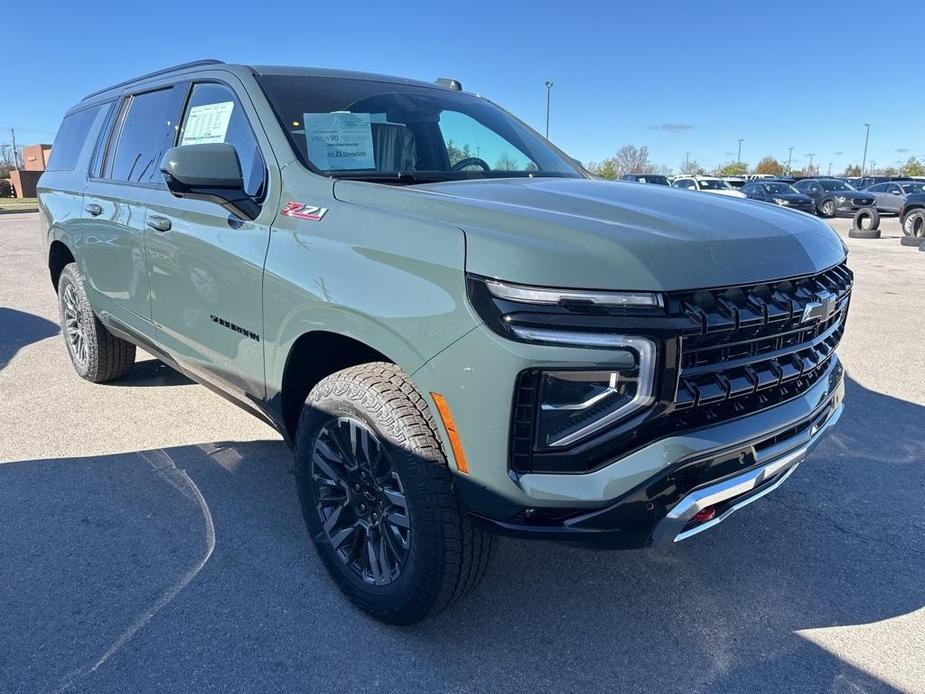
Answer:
[772,198,790,206]
[836,195,847,203]
[533,338,656,447]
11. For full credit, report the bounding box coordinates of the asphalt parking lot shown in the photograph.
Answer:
[1,211,923,693]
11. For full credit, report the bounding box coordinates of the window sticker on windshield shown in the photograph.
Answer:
[181,101,235,145]
[305,112,375,170]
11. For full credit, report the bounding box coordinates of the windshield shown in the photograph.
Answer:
[256,75,581,182]
[819,180,856,191]
[901,182,925,194]
[698,179,732,190]
[763,183,800,194]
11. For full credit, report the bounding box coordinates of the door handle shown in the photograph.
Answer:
[85,203,103,216]
[146,216,172,233]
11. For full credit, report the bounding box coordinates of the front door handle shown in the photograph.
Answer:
[146,216,172,233]
[85,203,103,216]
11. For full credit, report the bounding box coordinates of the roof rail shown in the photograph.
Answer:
[82,59,226,101]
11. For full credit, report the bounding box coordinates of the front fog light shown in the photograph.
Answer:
[534,339,656,448]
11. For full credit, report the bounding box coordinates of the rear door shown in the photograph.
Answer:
[81,86,180,340]
[143,79,278,399]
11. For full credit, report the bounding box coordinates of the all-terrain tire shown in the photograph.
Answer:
[294,362,495,624]
[848,228,880,239]
[57,263,136,383]
[899,235,924,247]
[853,207,880,231]
[902,209,925,238]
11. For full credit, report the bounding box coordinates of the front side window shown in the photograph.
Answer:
[901,182,925,194]
[819,180,854,192]
[675,179,694,189]
[107,88,174,185]
[256,74,580,183]
[46,105,103,172]
[697,179,732,191]
[178,83,266,198]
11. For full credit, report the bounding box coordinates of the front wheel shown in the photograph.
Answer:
[820,199,837,218]
[294,362,494,624]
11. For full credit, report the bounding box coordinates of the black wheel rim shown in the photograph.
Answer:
[311,417,410,585]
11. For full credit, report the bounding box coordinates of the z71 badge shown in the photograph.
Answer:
[281,201,328,221]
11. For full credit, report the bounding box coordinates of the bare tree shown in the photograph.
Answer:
[589,145,670,178]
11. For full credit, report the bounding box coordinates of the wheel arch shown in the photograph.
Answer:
[48,238,76,292]
[276,330,394,443]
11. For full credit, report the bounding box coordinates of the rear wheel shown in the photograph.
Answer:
[57,263,135,382]
[294,362,494,624]
[902,209,925,238]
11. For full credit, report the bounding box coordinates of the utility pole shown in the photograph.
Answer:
[807,153,816,172]
[737,138,744,163]
[861,123,870,177]
[828,162,832,176]
[9,128,19,169]
[684,152,690,172]
[787,147,794,174]
[544,81,553,140]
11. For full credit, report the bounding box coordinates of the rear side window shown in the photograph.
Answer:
[177,83,266,198]
[107,88,174,185]
[46,106,102,171]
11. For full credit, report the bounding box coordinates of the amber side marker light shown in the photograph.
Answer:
[431,392,469,474]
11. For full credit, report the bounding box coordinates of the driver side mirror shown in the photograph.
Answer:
[160,143,259,220]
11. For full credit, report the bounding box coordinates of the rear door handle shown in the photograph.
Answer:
[85,203,103,216]
[146,216,172,233]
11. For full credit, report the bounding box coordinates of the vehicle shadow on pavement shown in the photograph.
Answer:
[0,377,921,693]
[111,358,194,388]
[0,307,59,371]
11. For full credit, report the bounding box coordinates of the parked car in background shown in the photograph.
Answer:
[792,178,875,217]
[740,181,815,213]
[722,176,746,188]
[620,173,671,185]
[843,177,863,188]
[855,175,913,190]
[865,180,925,214]
[673,175,747,198]
[899,193,925,237]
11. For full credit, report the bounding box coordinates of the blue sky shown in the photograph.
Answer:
[3,0,923,174]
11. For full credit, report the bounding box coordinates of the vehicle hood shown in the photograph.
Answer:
[704,188,747,198]
[333,177,846,291]
[774,193,814,204]
[835,190,874,201]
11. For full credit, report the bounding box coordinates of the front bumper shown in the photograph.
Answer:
[462,364,843,548]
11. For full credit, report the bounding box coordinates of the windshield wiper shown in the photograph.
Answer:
[330,171,426,184]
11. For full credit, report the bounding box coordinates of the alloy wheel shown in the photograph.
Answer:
[62,282,88,367]
[311,416,411,585]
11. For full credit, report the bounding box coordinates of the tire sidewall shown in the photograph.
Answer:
[902,210,925,238]
[821,199,836,217]
[294,381,446,619]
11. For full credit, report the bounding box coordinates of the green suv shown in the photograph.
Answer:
[38,60,851,624]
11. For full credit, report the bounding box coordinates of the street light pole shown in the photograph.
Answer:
[544,81,553,140]
[787,147,794,174]
[807,153,816,172]
[737,138,744,163]
[861,123,870,177]
[684,152,690,172]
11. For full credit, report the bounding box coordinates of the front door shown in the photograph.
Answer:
[144,80,277,399]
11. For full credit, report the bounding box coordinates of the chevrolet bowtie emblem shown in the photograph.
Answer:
[801,291,836,323]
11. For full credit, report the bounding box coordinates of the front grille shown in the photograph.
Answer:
[669,262,852,424]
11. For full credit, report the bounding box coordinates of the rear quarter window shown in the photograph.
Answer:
[45,105,103,172]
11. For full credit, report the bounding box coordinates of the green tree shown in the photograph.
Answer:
[843,164,861,176]
[753,157,784,176]
[589,159,619,179]
[445,139,472,167]
[901,157,925,177]
[717,161,748,176]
